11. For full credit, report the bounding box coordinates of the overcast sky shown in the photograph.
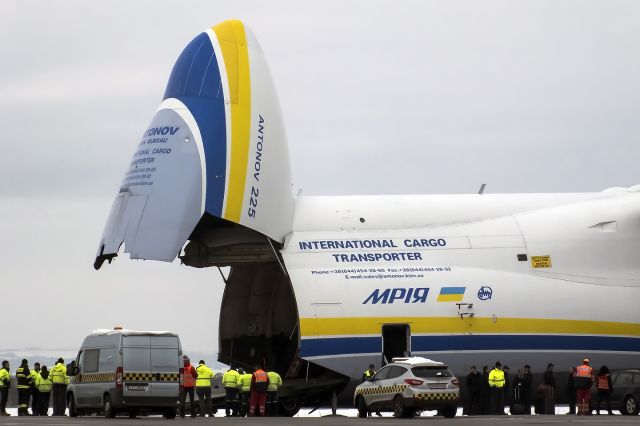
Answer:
[1,0,639,357]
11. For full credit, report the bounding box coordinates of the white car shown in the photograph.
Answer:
[354,357,459,418]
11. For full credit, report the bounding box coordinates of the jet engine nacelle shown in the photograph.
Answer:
[95,21,293,269]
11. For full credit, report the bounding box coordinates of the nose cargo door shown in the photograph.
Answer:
[95,20,294,269]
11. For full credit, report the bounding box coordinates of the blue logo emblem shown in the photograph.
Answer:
[477,286,493,300]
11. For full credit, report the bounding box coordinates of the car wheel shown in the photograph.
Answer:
[67,394,78,417]
[393,395,406,418]
[357,396,368,418]
[623,396,639,416]
[163,408,177,419]
[103,395,116,418]
[442,405,457,418]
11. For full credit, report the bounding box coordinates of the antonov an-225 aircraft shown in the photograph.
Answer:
[95,20,640,412]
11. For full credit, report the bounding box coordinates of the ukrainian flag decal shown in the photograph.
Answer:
[437,287,466,302]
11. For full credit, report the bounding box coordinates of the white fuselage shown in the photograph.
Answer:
[281,189,640,378]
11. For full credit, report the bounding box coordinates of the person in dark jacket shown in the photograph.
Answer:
[479,366,491,414]
[521,365,532,415]
[15,359,31,416]
[510,369,526,414]
[595,365,613,415]
[465,365,482,415]
[503,366,511,412]
[566,367,576,415]
[542,363,555,414]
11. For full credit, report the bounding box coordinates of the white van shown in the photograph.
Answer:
[67,328,182,418]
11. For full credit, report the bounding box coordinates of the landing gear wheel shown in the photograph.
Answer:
[67,394,78,417]
[279,400,300,417]
[442,405,457,418]
[623,396,639,416]
[103,395,116,418]
[357,396,368,418]
[393,395,406,418]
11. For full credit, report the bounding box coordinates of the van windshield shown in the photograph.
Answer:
[411,366,453,378]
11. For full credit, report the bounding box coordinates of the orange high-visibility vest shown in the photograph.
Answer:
[575,365,592,378]
[597,374,610,390]
[183,365,196,388]
[253,369,268,383]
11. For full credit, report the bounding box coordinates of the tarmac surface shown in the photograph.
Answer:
[0,414,638,425]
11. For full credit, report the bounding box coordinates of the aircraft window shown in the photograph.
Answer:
[83,349,100,374]
[373,366,392,381]
[387,366,407,379]
[412,366,453,378]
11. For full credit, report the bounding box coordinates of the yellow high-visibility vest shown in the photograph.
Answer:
[488,368,505,388]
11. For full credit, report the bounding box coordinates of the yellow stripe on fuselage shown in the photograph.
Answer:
[299,316,640,337]
[437,294,464,302]
[214,20,251,223]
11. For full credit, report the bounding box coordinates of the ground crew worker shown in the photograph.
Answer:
[480,365,490,414]
[574,358,594,416]
[50,358,68,416]
[0,360,11,416]
[362,364,375,382]
[488,361,505,415]
[16,359,32,416]
[542,363,556,414]
[35,366,52,416]
[180,356,197,418]
[249,365,269,416]
[521,365,533,415]
[362,364,381,417]
[29,362,41,416]
[566,367,576,415]
[195,360,214,417]
[266,368,282,416]
[465,365,482,415]
[595,365,613,415]
[238,368,252,417]
[222,366,240,417]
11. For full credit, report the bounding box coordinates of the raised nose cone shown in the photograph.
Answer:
[95,20,293,269]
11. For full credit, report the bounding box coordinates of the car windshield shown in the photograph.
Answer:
[412,366,453,378]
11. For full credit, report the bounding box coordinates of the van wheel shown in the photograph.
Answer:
[356,396,368,418]
[67,394,78,417]
[623,396,639,416]
[393,395,406,418]
[103,395,116,418]
[442,405,457,418]
[163,408,177,419]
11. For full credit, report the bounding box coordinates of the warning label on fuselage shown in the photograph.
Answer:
[531,255,552,268]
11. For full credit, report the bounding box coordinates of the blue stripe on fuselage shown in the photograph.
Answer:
[300,335,640,357]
